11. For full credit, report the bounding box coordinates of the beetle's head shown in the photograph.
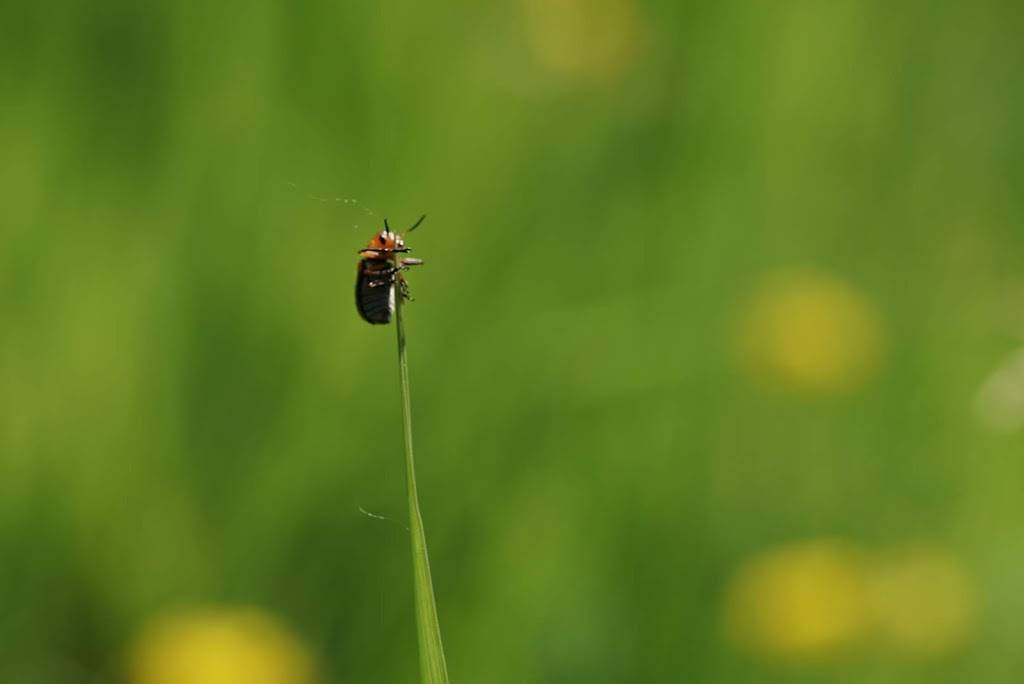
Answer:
[359,228,406,257]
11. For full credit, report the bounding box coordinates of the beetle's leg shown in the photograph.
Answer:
[367,272,397,288]
[380,262,420,278]
[398,276,414,301]
[366,265,407,288]
[357,247,410,255]
[368,259,420,291]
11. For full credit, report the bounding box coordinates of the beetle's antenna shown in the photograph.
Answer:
[384,218,391,233]
[407,214,427,233]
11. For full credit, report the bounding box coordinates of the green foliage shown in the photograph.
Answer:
[2,1,1024,682]
[396,297,449,683]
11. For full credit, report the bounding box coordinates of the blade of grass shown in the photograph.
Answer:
[395,293,450,684]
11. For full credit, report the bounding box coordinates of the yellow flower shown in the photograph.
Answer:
[974,348,1024,433]
[522,0,646,84]
[723,539,870,662]
[735,270,884,395]
[129,607,316,684]
[867,545,977,658]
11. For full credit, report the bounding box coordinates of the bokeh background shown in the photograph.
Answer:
[2,1,1023,682]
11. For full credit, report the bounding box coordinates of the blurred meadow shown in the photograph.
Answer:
[2,1,1024,682]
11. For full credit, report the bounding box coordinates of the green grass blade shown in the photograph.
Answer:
[395,296,450,684]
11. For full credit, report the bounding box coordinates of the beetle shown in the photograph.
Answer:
[355,214,426,324]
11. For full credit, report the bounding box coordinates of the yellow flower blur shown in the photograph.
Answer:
[735,270,884,395]
[723,539,870,662]
[867,545,976,658]
[129,607,316,684]
[522,0,646,84]
[723,540,979,664]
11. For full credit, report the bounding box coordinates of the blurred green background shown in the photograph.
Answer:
[3,1,1024,682]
